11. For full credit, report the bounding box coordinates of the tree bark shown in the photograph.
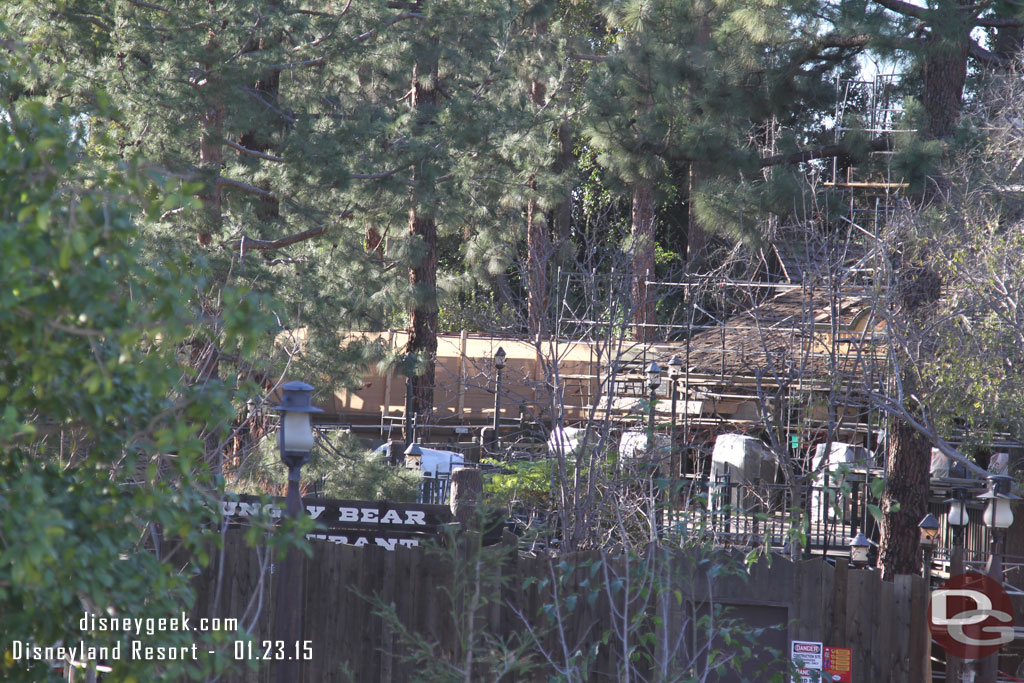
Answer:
[527,24,550,340]
[238,37,281,221]
[631,181,657,342]
[878,418,931,579]
[921,7,971,141]
[198,34,223,246]
[407,53,439,427]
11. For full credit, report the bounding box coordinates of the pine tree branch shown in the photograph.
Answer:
[217,176,277,199]
[871,0,926,19]
[817,32,873,49]
[225,140,285,162]
[129,0,170,12]
[974,14,1024,27]
[239,86,297,124]
[239,227,327,251]
[759,136,892,167]
[351,169,417,185]
[969,39,1012,67]
[293,0,353,18]
[270,57,326,70]
[569,53,611,62]
[355,12,423,44]
[68,13,113,32]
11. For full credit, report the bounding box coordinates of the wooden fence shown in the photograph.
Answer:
[192,533,929,682]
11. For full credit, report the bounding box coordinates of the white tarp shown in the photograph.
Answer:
[711,434,775,483]
[711,434,777,511]
[811,442,871,521]
[373,442,464,477]
[619,430,671,460]
[547,426,590,458]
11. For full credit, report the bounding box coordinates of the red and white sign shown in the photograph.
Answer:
[791,640,823,682]
[823,646,852,682]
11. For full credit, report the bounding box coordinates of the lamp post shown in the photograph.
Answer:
[980,475,1018,574]
[492,346,506,452]
[403,353,416,445]
[945,485,970,683]
[849,531,872,568]
[945,487,969,547]
[271,381,321,683]
[645,361,663,537]
[978,475,1019,683]
[645,361,662,450]
[919,513,939,579]
[667,355,682,483]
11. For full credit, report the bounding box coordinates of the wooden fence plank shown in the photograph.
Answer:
[192,535,935,683]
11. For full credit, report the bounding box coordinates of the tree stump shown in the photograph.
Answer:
[449,467,483,530]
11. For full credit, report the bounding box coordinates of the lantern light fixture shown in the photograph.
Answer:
[668,354,683,378]
[646,361,662,391]
[979,475,1020,530]
[849,532,873,568]
[272,381,323,477]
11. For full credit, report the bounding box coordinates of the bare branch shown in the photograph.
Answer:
[871,0,926,19]
[973,14,1024,27]
[239,227,327,252]
[226,140,285,163]
[70,13,113,32]
[237,211,351,254]
[759,136,892,167]
[969,39,1012,67]
[217,176,277,199]
[239,86,297,124]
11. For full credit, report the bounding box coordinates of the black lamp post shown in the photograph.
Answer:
[978,475,1019,683]
[668,355,682,479]
[271,381,321,683]
[645,361,662,450]
[492,346,506,452]
[403,353,416,445]
[919,513,939,579]
[980,475,1019,574]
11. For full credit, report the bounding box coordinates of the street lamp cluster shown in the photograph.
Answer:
[848,474,1019,572]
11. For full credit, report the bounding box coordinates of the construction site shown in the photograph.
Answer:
[217,73,1024,681]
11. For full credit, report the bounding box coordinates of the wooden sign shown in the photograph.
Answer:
[219,495,453,550]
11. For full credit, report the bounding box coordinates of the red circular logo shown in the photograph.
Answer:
[929,573,1015,660]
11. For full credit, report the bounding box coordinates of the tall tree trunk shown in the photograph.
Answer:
[407,53,440,427]
[921,2,971,141]
[686,163,708,264]
[878,268,942,577]
[198,35,223,246]
[631,181,657,342]
[527,23,550,340]
[553,120,574,255]
[238,38,281,221]
[878,419,931,579]
[876,7,969,576]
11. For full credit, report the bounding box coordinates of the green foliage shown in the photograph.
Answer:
[483,457,557,509]
[237,432,421,502]
[0,40,272,681]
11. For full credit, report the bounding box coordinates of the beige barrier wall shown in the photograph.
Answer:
[323,332,599,425]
